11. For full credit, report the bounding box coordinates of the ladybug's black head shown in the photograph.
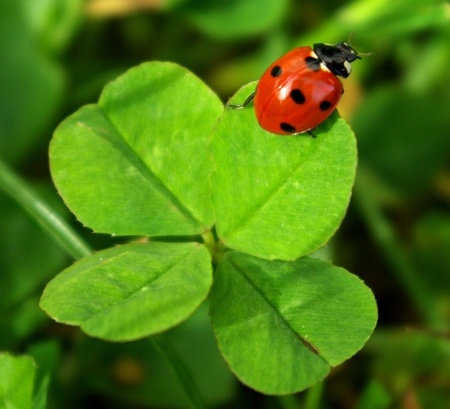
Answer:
[313,41,361,78]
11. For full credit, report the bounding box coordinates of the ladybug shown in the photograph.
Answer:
[228,39,365,136]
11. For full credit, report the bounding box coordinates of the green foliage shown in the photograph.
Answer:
[355,380,391,409]
[175,0,289,39]
[0,186,66,348]
[0,0,81,166]
[0,353,36,409]
[27,341,61,409]
[68,304,235,408]
[366,330,450,409]
[354,86,450,196]
[1,0,450,407]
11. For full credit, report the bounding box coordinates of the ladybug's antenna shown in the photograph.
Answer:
[348,32,355,44]
[347,33,373,58]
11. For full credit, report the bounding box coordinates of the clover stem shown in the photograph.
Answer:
[150,334,207,409]
[0,159,92,260]
[276,394,299,409]
[201,230,228,264]
[303,380,324,409]
[201,230,216,255]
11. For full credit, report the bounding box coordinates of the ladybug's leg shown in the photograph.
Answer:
[307,129,317,138]
[226,91,256,109]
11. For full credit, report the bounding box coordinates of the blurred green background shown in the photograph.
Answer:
[1,0,450,407]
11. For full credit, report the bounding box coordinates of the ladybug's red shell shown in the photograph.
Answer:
[254,46,344,135]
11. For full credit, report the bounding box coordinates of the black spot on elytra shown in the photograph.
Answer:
[320,100,332,111]
[305,57,320,71]
[270,65,282,77]
[280,122,296,133]
[290,89,305,104]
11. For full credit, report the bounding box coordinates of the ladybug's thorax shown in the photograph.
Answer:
[313,42,359,78]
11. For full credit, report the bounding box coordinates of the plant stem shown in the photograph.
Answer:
[277,394,299,409]
[303,381,324,409]
[0,159,92,260]
[150,334,207,409]
[354,169,439,327]
[201,230,216,255]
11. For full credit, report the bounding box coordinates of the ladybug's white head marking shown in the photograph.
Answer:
[320,63,331,73]
[344,60,352,75]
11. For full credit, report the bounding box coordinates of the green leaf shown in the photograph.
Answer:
[210,252,377,394]
[211,83,357,261]
[50,62,223,236]
[40,242,212,341]
[0,352,36,409]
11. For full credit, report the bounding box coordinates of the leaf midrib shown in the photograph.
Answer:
[84,247,200,320]
[229,255,327,362]
[223,136,325,240]
[94,105,205,230]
